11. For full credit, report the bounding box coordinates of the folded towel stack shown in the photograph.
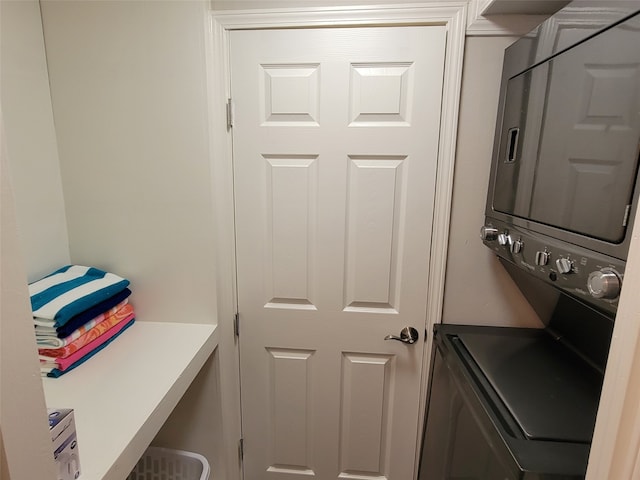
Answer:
[29,265,136,378]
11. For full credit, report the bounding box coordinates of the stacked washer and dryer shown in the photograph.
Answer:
[420,2,640,479]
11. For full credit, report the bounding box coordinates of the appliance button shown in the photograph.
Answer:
[556,257,574,274]
[498,233,511,246]
[535,250,550,266]
[587,269,621,300]
[480,226,498,241]
[510,238,523,254]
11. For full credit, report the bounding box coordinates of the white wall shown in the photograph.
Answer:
[153,351,225,477]
[1,119,56,480]
[0,4,71,477]
[0,0,70,282]
[40,0,218,326]
[0,3,68,474]
[442,36,542,328]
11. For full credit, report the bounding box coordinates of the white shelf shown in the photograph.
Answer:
[42,321,218,480]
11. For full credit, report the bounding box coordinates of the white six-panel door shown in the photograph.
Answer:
[231,26,446,480]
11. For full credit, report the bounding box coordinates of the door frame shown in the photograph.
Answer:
[206,4,467,480]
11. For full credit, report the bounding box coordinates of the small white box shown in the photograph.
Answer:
[48,408,81,480]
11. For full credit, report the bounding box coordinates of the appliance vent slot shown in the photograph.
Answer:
[505,127,519,163]
[623,204,631,227]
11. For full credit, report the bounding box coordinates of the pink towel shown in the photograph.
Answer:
[42,311,135,371]
[39,304,134,358]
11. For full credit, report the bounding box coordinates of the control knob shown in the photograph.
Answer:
[535,250,550,266]
[587,269,621,300]
[480,226,498,241]
[510,238,523,254]
[498,233,511,246]
[556,257,573,274]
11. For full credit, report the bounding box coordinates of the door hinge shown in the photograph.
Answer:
[623,204,631,227]
[238,438,244,461]
[234,312,240,337]
[226,98,234,129]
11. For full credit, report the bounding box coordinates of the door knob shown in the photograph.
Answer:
[384,326,419,344]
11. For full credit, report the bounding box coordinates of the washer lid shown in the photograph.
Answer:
[458,330,603,443]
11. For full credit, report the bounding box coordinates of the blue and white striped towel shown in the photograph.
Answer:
[29,265,130,328]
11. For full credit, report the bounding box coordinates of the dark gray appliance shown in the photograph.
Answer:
[420,323,603,480]
[419,277,613,479]
[481,2,640,316]
[420,2,640,479]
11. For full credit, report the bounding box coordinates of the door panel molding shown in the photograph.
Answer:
[208,5,467,479]
[339,352,394,478]
[266,347,316,473]
[344,155,406,311]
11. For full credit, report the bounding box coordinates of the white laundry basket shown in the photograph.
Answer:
[127,446,211,480]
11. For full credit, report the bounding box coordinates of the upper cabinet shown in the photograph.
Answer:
[477,0,571,15]
[467,0,571,35]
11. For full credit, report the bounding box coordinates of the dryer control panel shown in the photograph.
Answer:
[481,219,625,316]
